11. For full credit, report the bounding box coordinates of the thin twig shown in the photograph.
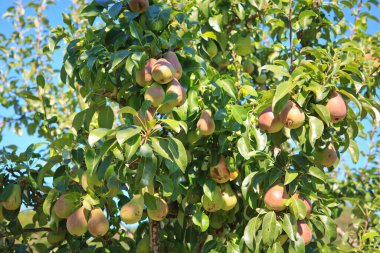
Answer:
[0,227,52,239]
[349,0,363,40]
[289,0,293,73]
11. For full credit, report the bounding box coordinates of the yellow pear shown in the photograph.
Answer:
[2,184,22,211]
[165,51,182,80]
[66,206,88,236]
[279,101,305,129]
[201,192,223,212]
[144,84,165,107]
[165,79,187,107]
[221,183,237,211]
[53,194,78,219]
[196,109,215,136]
[151,59,175,84]
[135,59,157,87]
[88,208,109,237]
[209,156,230,184]
[147,197,168,221]
[120,194,144,224]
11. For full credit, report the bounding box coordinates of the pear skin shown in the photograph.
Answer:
[258,106,284,133]
[264,184,289,212]
[279,101,305,129]
[326,91,347,123]
[88,208,109,237]
[120,195,144,224]
[197,109,215,136]
[165,51,182,80]
[209,156,230,184]
[144,84,165,107]
[151,59,175,84]
[221,183,237,211]
[66,206,88,236]
[53,194,79,219]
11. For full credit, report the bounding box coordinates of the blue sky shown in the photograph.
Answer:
[0,1,379,171]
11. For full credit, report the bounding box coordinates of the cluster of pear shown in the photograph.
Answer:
[120,194,169,224]
[264,185,313,245]
[128,0,149,13]
[1,184,22,212]
[53,194,109,238]
[201,156,239,213]
[135,52,186,117]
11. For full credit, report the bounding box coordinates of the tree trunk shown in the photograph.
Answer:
[149,219,160,253]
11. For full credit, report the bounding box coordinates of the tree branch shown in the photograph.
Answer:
[0,227,52,239]
[349,0,363,40]
[289,0,293,73]
[149,219,160,253]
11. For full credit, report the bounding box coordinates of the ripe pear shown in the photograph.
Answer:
[165,51,182,80]
[201,193,223,212]
[128,0,149,13]
[151,59,175,84]
[209,156,230,184]
[292,193,312,215]
[120,195,144,224]
[258,106,284,133]
[166,79,187,107]
[133,108,155,127]
[66,206,88,236]
[279,101,305,129]
[314,144,337,167]
[197,109,215,136]
[326,91,347,123]
[264,184,288,212]
[53,194,78,219]
[136,58,157,87]
[297,220,312,245]
[221,183,237,211]
[88,208,109,237]
[2,184,22,211]
[47,230,66,245]
[144,84,165,107]
[205,40,218,59]
[242,60,254,74]
[147,197,168,221]
[136,236,150,253]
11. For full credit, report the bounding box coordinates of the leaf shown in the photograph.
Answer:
[124,135,141,162]
[215,79,238,100]
[312,104,331,124]
[118,106,138,116]
[348,139,359,163]
[203,180,217,200]
[129,21,143,41]
[72,110,86,132]
[308,166,327,182]
[156,175,174,197]
[284,171,298,185]
[262,211,277,245]
[237,136,252,160]
[289,198,307,220]
[109,50,131,72]
[116,126,142,145]
[109,2,123,19]
[167,138,188,173]
[137,154,157,188]
[43,189,58,216]
[151,138,172,161]
[299,10,317,29]
[268,242,284,253]
[98,106,114,129]
[261,65,290,78]
[308,116,324,147]
[36,74,45,88]
[208,14,223,32]
[244,217,262,250]
[192,211,209,232]
[230,105,249,124]
[272,81,296,114]
[319,215,337,242]
[88,128,111,146]
[161,119,181,133]
[200,31,217,40]
[282,213,296,241]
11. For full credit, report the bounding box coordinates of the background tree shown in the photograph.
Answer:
[0,0,379,252]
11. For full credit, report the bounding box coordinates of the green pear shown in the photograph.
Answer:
[242,60,254,74]
[314,144,337,167]
[235,33,252,56]
[201,188,223,213]
[120,195,144,224]
[165,51,182,80]
[66,206,88,236]
[221,183,237,211]
[2,184,22,211]
[47,229,66,245]
[136,236,150,253]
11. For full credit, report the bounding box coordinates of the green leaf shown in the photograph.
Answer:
[203,180,217,201]
[137,154,157,188]
[299,10,317,29]
[262,211,277,245]
[282,213,296,241]
[243,217,262,250]
[151,138,172,161]
[98,106,114,129]
[348,139,359,163]
[237,136,253,160]
[118,106,138,116]
[215,79,238,100]
[208,14,223,32]
[72,110,86,132]
[116,126,142,145]
[284,171,298,185]
[272,81,296,114]
[268,242,284,253]
[308,166,327,182]
[289,198,307,220]
[109,2,123,19]
[200,31,217,40]
[261,65,290,78]
[109,50,131,72]
[319,215,337,242]
[308,116,324,147]
[161,119,181,133]
[167,138,188,173]
[36,74,45,88]
[43,189,58,216]
[230,105,249,124]
[312,104,331,124]
[129,21,143,41]
[89,128,111,147]
[143,193,157,210]
[156,175,174,197]
[124,135,141,162]
[192,210,209,232]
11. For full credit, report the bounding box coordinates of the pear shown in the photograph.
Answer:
[88,208,109,237]
[279,101,305,129]
[136,58,157,87]
[297,220,312,245]
[53,194,79,219]
[229,169,239,181]
[221,183,237,211]
[136,236,150,253]
[314,144,337,167]
[242,60,254,74]
[147,197,168,221]
[47,230,66,245]
[144,84,165,107]
[258,106,284,133]
[255,74,267,84]
[209,156,230,184]
[291,193,312,215]
[120,194,144,224]
[165,79,187,107]
[165,51,182,80]
[196,109,215,136]
[128,0,149,13]
[151,59,175,84]
[326,91,347,123]
[2,184,22,211]
[201,192,223,212]
[235,33,252,56]
[264,184,289,212]
[66,206,88,236]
